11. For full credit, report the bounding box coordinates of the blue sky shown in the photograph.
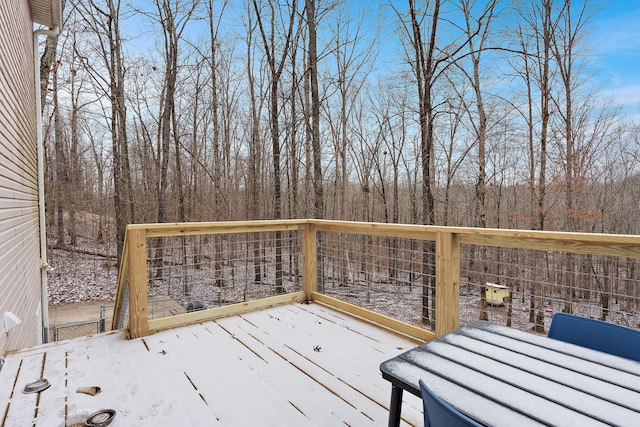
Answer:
[590,1,640,108]
[117,0,640,114]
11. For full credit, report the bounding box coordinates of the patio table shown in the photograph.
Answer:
[380,320,640,426]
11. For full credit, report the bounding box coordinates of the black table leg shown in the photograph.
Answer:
[388,384,403,427]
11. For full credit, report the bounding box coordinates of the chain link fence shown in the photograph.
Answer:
[50,304,114,342]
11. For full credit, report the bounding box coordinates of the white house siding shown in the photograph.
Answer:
[0,0,43,354]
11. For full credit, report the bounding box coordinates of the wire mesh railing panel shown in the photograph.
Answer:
[460,245,640,333]
[317,231,436,329]
[145,231,303,320]
[114,276,129,330]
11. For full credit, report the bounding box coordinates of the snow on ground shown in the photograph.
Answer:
[47,241,119,305]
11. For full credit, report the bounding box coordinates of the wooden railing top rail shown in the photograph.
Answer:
[125,219,306,238]
[307,219,640,251]
[125,219,640,258]
[310,220,640,259]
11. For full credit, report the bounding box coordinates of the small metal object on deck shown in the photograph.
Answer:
[85,409,116,426]
[22,378,50,393]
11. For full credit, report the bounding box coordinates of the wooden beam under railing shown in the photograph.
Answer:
[311,293,432,343]
[147,292,306,333]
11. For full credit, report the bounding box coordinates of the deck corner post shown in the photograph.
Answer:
[435,231,460,337]
[302,223,317,301]
[128,228,149,338]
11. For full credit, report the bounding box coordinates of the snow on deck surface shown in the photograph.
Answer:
[0,302,423,426]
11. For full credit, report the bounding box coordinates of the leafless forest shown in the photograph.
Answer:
[41,0,639,285]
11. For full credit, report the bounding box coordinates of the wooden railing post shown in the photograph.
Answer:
[435,231,460,337]
[128,228,149,338]
[302,223,317,301]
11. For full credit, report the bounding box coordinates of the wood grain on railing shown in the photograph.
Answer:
[128,228,149,339]
[128,219,305,238]
[435,231,461,337]
[311,293,432,343]
[302,222,317,300]
[308,219,438,240]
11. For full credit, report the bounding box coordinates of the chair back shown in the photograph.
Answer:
[548,312,640,362]
[419,379,482,427]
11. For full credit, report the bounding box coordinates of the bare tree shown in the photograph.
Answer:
[252,0,299,293]
[512,0,555,331]
[399,0,479,327]
[72,0,133,264]
[405,0,440,328]
[244,5,265,284]
[458,0,499,321]
[435,84,472,226]
[324,3,378,220]
[51,59,67,247]
[39,3,64,114]
[152,0,197,225]
[305,0,323,219]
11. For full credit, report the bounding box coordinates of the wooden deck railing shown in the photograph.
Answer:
[113,220,640,340]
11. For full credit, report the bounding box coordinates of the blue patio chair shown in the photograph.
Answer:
[548,312,640,362]
[419,379,482,427]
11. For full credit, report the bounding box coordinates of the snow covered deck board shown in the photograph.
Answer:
[0,302,423,426]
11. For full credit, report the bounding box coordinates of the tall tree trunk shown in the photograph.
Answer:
[208,1,224,288]
[306,0,323,220]
[69,68,79,246]
[52,65,66,248]
[40,33,59,113]
[246,9,262,283]
[552,0,595,313]
[461,0,497,321]
[408,0,438,329]
[306,0,324,291]
[538,0,551,232]
[533,0,553,333]
[110,0,129,265]
[253,0,297,294]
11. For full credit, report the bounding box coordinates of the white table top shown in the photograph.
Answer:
[381,321,640,426]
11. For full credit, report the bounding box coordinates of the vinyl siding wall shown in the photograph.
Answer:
[0,0,43,354]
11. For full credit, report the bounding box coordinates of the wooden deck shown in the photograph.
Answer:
[0,303,423,426]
